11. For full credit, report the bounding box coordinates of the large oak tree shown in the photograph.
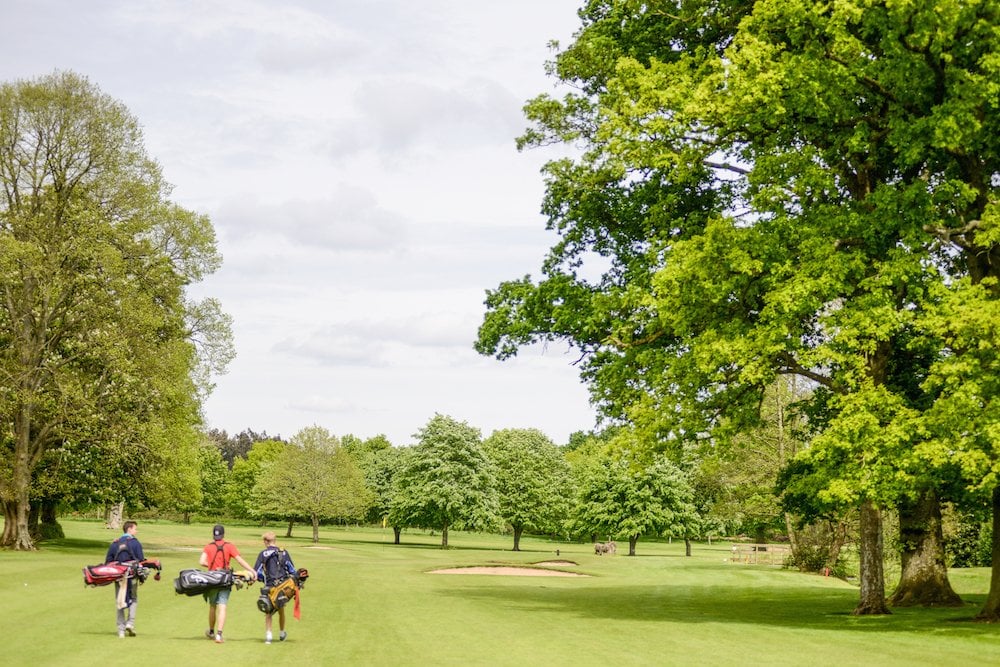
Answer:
[477,0,999,616]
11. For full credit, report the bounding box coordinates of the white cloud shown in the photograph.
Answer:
[2,0,596,446]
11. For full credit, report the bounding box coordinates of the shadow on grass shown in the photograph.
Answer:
[435,582,994,635]
[37,537,107,553]
[330,537,524,553]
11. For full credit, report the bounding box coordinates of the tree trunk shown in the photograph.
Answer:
[441,523,449,548]
[854,500,890,615]
[393,526,401,545]
[512,524,523,551]
[106,501,124,533]
[28,502,39,539]
[9,420,36,550]
[37,499,62,540]
[784,512,799,553]
[826,520,848,572]
[1,501,16,545]
[311,514,319,543]
[628,534,638,556]
[976,487,1000,621]
[685,537,692,557]
[286,520,294,538]
[889,489,962,607]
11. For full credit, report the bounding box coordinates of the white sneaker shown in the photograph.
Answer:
[265,631,272,644]
[279,631,287,641]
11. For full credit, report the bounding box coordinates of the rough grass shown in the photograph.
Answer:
[3,519,999,666]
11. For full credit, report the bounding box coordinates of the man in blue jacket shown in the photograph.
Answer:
[105,521,145,638]
[254,531,297,644]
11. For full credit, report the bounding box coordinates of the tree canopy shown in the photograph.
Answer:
[476,0,1000,616]
[389,414,500,547]
[572,453,698,556]
[254,426,370,543]
[482,428,572,550]
[0,71,232,549]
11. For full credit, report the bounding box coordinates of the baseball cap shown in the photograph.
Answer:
[213,524,225,540]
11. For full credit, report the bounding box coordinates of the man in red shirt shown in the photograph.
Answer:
[199,524,257,643]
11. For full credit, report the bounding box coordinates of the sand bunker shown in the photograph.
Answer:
[429,566,588,577]
[534,560,577,566]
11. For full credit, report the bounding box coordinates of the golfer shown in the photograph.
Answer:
[105,521,144,638]
[199,524,256,643]
[254,531,298,644]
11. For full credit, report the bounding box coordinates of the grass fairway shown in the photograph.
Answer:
[4,519,999,666]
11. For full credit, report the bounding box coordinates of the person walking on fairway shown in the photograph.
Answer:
[254,531,298,644]
[199,524,256,643]
[106,520,144,638]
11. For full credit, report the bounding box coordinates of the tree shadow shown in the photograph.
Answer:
[37,537,107,553]
[435,581,994,635]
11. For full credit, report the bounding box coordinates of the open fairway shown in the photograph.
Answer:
[4,519,999,666]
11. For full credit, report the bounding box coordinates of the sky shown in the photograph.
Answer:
[3,0,599,446]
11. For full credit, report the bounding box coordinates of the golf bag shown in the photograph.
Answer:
[256,568,309,614]
[83,562,132,587]
[173,568,234,596]
[83,558,161,587]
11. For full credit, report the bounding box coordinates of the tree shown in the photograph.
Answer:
[224,438,285,520]
[483,428,572,550]
[388,414,500,547]
[0,71,231,549]
[477,0,1000,615]
[193,442,228,521]
[572,453,698,556]
[254,426,370,543]
[349,436,403,525]
[206,428,281,468]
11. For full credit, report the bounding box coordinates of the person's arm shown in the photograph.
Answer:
[285,551,296,576]
[105,542,116,563]
[253,552,265,580]
[198,547,209,568]
[133,539,145,561]
[235,554,258,580]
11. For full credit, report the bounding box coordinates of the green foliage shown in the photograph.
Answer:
[571,451,699,551]
[482,428,573,543]
[254,426,370,540]
[477,0,1000,612]
[389,414,501,544]
[223,439,285,519]
[0,71,231,548]
[946,508,994,569]
[352,437,403,524]
[193,442,229,515]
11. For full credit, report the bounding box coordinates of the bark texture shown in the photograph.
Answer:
[854,500,890,615]
[889,489,961,607]
[976,488,1000,621]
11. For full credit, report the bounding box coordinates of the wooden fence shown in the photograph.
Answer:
[729,543,791,565]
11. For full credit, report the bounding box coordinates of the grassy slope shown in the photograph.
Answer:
[3,519,998,666]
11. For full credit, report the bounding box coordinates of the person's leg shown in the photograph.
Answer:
[278,607,286,632]
[125,581,137,634]
[114,582,126,635]
[215,604,227,634]
[208,603,217,636]
[125,601,137,635]
[214,585,231,641]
